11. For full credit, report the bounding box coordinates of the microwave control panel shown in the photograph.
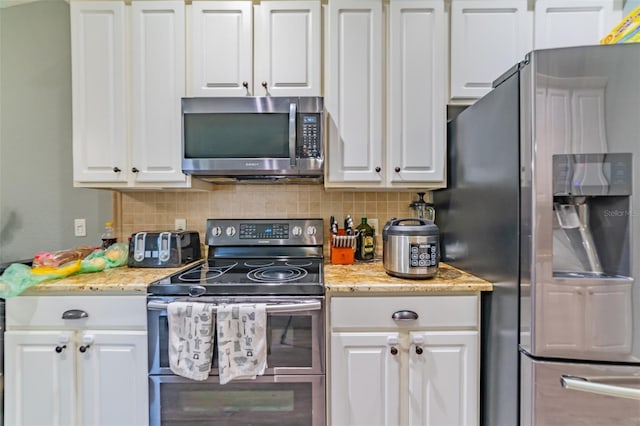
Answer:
[298,114,322,158]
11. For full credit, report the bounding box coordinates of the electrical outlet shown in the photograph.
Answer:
[175,218,187,230]
[74,219,86,237]
[369,218,379,233]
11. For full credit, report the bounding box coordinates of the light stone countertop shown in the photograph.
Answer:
[19,261,203,295]
[324,261,492,293]
[15,260,491,296]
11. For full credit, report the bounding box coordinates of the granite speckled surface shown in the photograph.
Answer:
[17,260,491,295]
[20,261,203,295]
[324,261,492,293]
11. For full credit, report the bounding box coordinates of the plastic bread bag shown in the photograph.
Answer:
[80,243,128,272]
[33,246,98,267]
[103,243,129,268]
[0,260,81,298]
[80,250,108,273]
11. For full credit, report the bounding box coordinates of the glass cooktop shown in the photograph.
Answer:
[148,257,324,296]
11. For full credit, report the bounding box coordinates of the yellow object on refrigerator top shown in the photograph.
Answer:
[600,5,640,44]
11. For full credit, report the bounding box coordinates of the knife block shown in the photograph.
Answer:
[330,231,356,265]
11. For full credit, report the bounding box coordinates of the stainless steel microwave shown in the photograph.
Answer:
[181,97,323,183]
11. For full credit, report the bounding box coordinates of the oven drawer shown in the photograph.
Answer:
[149,374,325,426]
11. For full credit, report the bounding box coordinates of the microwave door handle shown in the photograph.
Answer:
[289,102,297,167]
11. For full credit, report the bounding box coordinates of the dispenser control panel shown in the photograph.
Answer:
[553,153,632,196]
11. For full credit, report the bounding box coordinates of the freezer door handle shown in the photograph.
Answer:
[560,375,640,400]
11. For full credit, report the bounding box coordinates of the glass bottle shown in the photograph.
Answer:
[101,221,117,249]
[355,217,375,261]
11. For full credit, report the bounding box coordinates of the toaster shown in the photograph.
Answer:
[128,231,202,268]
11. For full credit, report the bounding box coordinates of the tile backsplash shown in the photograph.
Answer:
[117,185,425,257]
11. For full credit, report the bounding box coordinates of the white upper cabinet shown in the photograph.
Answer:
[254,1,322,96]
[71,0,204,189]
[131,1,186,183]
[190,1,253,97]
[325,0,446,188]
[534,0,622,49]
[190,0,321,97]
[71,1,128,184]
[450,0,531,100]
[450,0,623,101]
[388,0,446,184]
[325,0,384,184]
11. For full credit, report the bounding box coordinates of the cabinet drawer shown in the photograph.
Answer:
[6,295,147,330]
[331,295,478,329]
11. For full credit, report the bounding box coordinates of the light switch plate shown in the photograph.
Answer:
[175,218,187,230]
[369,218,379,233]
[74,218,86,237]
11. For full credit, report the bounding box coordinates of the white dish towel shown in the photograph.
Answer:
[167,301,215,381]
[217,303,267,384]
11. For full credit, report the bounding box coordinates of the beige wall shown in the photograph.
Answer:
[0,0,111,262]
[117,186,425,257]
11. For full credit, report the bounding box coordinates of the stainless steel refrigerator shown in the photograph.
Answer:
[434,44,640,426]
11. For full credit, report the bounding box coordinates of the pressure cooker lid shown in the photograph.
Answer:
[383,218,439,237]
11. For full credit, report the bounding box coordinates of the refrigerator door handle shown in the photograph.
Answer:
[560,375,640,400]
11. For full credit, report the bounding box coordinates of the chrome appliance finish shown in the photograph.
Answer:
[147,218,326,426]
[148,219,324,296]
[181,97,323,181]
[435,44,640,426]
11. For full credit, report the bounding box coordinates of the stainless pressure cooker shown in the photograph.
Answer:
[382,218,439,279]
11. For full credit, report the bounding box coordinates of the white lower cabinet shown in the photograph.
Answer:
[4,295,148,426]
[330,295,480,426]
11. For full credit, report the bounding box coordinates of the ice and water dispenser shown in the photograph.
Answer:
[552,153,632,278]
[547,152,635,359]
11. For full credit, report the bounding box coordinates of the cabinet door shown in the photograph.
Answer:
[79,330,149,426]
[534,0,622,49]
[4,331,76,426]
[450,0,531,99]
[408,331,479,426]
[70,1,128,183]
[331,332,401,426]
[388,0,445,185]
[131,1,187,184]
[326,0,383,184]
[191,1,253,97]
[254,1,321,97]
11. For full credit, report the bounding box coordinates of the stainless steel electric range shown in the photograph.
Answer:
[147,218,325,426]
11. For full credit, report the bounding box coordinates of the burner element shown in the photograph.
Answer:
[177,261,237,282]
[247,266,309,283]
[244,261,275,268]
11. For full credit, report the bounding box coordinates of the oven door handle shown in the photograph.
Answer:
[147,300,321,313]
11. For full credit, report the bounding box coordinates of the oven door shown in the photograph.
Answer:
[149,373,324,426]
[147,296,324,376]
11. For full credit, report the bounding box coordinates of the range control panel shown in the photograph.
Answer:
[206,218,323,246]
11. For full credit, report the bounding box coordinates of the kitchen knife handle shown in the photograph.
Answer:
[391,310,419,321]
